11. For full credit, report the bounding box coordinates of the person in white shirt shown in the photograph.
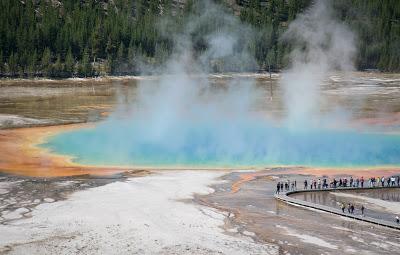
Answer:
[391,177,396,186]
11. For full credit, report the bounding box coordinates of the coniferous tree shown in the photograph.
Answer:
[106,54,113,75]
[115,42,125,74]
[91,20,102,62]
[80,46,92,77]
[0,51,3,74]
[54,54,63,77]
[41,47,52,76]
[7,52,18,76]
[106,36,115,57]
[127,44,137,71]
[65,48,75,76]
[28,50,37,77]
[117,42,125,62]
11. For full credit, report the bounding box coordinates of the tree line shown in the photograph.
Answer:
[0,0,399,78]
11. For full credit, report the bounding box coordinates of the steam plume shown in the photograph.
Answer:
[281,0,356,128]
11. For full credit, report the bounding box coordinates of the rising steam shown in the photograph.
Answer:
[281,0,356,128]
[44,0,400,168]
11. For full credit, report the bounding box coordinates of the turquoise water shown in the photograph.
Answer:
[42,118,400,168]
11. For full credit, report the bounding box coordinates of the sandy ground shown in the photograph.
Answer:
[0,171,278,255]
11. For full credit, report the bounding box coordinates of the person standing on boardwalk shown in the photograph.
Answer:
[391,176,396,186]
[341,203,345,213]
[361,177,364,188]
[361,205,365,216]
[350,204,355,214]
[276,182,281,194]
[396,216,399,224]
[381,176,385,187]
[347,203,351,213]
[304,179,308,190]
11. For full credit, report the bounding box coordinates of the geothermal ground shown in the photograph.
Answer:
[0,73,400,254]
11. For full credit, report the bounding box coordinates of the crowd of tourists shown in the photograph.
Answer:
[303,176,400,190]
[275,179,297,193]
[275,175,400,194]
[275,175,400,224]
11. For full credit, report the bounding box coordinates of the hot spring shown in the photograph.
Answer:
[43,121,400,168]
[41,75,400,169]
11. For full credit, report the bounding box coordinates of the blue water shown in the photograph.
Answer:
[42,118,400,168]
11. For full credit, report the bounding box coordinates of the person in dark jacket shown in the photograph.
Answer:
[350,204,355,214]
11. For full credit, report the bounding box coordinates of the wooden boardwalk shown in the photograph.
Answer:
[274,186,400,230]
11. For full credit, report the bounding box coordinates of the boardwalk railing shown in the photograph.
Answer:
[274,186,400,230]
